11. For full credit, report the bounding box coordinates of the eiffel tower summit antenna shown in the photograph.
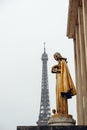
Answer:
[44,42,46,53]
[37,42,51,126]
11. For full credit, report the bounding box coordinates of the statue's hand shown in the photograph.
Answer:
[51,65,58,73]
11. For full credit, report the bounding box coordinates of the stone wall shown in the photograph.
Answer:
[67,0,87,125]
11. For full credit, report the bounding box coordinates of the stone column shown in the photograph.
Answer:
[82,1,87,124]
[73,39,79,125]
[75,25,84,125]
[78,6,87,124]
[82,0,87,68]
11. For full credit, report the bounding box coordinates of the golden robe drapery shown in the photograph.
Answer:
[52,59,76,115]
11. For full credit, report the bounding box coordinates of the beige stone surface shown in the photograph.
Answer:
[48,116,76,126]
[67,0,87,125]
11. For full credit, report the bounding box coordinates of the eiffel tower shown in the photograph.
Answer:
[37,43,51,126]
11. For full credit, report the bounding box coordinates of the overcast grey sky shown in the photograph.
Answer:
[0,1,77,130]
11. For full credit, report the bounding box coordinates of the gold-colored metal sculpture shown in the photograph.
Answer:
[51,52,77,118]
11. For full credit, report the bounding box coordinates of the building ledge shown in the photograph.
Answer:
[17,126,87,130]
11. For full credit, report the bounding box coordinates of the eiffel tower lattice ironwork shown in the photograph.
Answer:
[37,43,51,126]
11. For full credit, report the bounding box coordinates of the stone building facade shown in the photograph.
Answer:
[67,0,87,125]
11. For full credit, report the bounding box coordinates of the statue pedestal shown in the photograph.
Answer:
[48,115,76,126]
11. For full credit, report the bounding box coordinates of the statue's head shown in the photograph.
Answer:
[53,52,62,61]
[53,52,67,62]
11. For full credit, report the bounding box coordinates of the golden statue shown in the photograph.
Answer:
[51,52,77,117]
